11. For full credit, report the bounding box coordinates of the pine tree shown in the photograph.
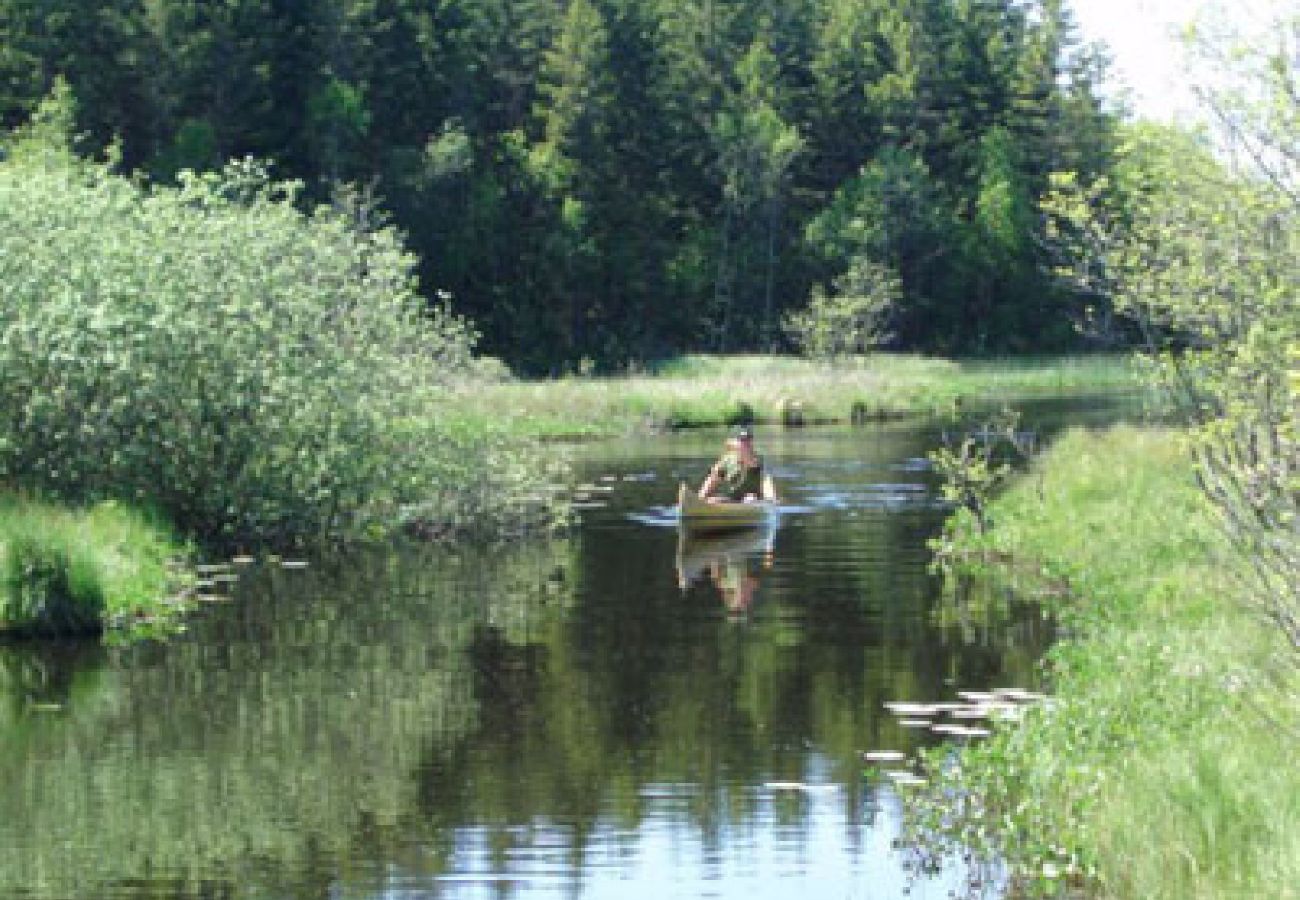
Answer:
[711,36,804,348]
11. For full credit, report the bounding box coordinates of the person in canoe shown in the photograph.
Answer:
[699,426,765,503]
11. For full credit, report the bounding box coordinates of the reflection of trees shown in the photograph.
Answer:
[379,419,1074,889]
[0,419,1068,899]
[0,641,112,731]
[0,541,578,900]
[395,503,1050,890]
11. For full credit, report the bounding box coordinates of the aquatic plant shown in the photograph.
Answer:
[927,406,1034,550]
[476,353,1139,440]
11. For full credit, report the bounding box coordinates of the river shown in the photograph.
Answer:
[0,400,1130,899]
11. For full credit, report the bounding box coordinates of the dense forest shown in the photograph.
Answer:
[0,0,1118,372]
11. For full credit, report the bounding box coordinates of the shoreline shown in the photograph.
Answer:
[0,497,194,641]
[1,353,1141,642]
[906,426,1299,897]
[468,353,1141,441]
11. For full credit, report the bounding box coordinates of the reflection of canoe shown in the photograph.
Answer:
[677,476,778,535]
[675,527,775,589]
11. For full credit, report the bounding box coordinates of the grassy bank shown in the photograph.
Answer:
[472,353,1139,439]
[908,426,1300,897]
[0,496,190,638]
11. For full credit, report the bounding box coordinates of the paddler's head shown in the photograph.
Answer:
[727,426,756,460]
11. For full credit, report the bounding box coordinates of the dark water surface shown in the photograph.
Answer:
[0,402,1132,899]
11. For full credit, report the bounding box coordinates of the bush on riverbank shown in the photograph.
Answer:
[906,426,1300,897]
[1044,21,1298,664]
[0,496,187,637]
[0,90,564,547]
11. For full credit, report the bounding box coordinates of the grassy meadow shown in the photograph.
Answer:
[0,496,191,638]
[908,426,1300,898]
[472,353,1140,439]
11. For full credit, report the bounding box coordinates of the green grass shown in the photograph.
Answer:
[466,353,1140,439]
[908,426,1300,898]
[0,495,190,638]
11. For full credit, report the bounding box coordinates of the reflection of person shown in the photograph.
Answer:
[698,426,764,502]
[710,557,761,615]
[676,528,776,616]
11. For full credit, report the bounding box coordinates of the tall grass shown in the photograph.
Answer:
[908,426,1300,898]
[0,496,186,637]
[475,353,1139,439]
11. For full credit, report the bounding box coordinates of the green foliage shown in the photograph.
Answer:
[714,39,804,213]
[783,256,898,359]
[423,120,473,181]
[805,146,942,266]
[914,23,1300,889]
[907,426,1300,898]
[306,77,371,180]
[0,0,1119,370]
[2,534,104,636]
[154,118,221,180]
[0,112,562,546]
[707,35,806,349]
[8,75,79,154]
[1043,22,1299,659]
[974,127,1034,259]
[535,0,612,168]
[927,407,1029,543]
[0,495,186,637]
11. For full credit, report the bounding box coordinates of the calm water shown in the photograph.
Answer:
[0,403,1130,900]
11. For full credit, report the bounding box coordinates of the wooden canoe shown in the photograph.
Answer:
[677,476,778,534]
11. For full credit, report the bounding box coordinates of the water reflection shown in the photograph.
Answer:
[0,410,1129,900]
[675,527,776,616]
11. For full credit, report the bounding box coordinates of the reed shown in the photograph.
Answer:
[0,496,186,637]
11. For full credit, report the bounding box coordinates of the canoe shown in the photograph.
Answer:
[677,476,778,535]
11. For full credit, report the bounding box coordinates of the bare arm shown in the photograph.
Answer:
[698,465,721,499]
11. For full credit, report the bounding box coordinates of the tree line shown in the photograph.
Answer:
[0,0,1119,372]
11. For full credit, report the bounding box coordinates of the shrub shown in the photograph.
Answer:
[0,92,558,545]
[783,256,898,359]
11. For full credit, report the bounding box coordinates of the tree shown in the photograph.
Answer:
[0,0,1123,367]
[307,75,370,183]
[0,0,156,164]
[805,0,909,195]
[529,0,617,364]
[963,124,1043,350]
[784,255,898,359]
[711,36,804,349]
[804,145,956,347]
